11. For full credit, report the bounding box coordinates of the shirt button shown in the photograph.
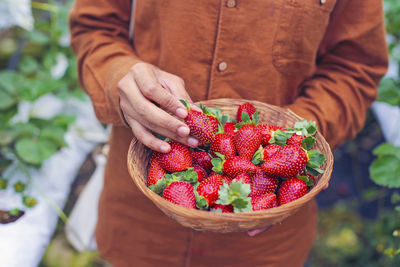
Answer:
[320,0,326,4]
[226,0,236,8]
[218,61,228,72]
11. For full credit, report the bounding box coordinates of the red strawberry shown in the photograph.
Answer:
[191,151,213,173]
[234,124,262,161]
[224,122,236,136]
[287,133,303,146]
[252,193,278,211]
[211,133,236,158]
[193,165,207,182]
[212,204,234,213]
[237,102,257,122]
[222,175,233,185]
[196,175,224,206]
[249,170,278,197]
[147,153,166,186]
[257,124,284,146]
[278,178,308,205]
[163,181,196,209]
[262,145,308,178]
[182,101,218,144]
[159,141,192,172]
[222,156,259,178]
[232,173,251,185]
[263,144,281,159]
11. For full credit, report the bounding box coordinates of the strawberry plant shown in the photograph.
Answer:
[0,0,81,218]
[368,0,400,258]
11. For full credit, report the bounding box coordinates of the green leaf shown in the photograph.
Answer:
[19,56,39,75]
[251,146,264,165]
[241,112,251,123]
[391,192,400,204]
[219,114,232,125]
[294,120,317,136]
[52,114,76,129]
[0,71,24,94]
[39,126,68,147]
[20,79,64,101]
[378,77,400,106]
[270,129,291,146]
[211,158,223,173]
[9,208,20,216]
[15,137,58,165]
[302,136,316,150]
[0,123,39,145]
[13,181,26,193]
[0,90,17,110]
[0,178,8,190]
[171,168,198,184]
[307,150,326,167]
[252,110,260,124]
[306,166,323,176]
[194,190,209,210]
[149,178,168,195]
[370,155,400,188]
[22,196,38,208]
[28,30,50,45]
[297,175,314,187]
[216,181,251,213]
[0,107,17,129]
[373,143,400,159]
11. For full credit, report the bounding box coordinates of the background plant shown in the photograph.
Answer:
[0,0,83,213]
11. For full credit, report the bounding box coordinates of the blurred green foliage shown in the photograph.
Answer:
[0,0,82,210]
[378,0,400,105]
[309,202,400,267]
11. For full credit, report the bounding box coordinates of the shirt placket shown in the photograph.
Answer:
[206,0,238,99]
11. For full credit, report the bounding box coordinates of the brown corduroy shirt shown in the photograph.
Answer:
[69,0,388,266]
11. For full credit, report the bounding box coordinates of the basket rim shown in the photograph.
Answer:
[127,99,334,221]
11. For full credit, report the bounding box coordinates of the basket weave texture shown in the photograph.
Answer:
[127,99,334,232]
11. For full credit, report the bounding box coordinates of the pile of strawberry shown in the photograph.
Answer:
[147,101,326,213]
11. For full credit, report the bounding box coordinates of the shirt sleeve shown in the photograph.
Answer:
[69,0,141,126]
[285,0,388,149]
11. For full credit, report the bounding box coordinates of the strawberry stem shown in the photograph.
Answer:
[180,99,191,110]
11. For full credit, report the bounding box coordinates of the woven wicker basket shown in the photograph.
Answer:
[127,99,333,233]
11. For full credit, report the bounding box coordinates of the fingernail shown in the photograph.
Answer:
[176,108,188,118]
[160,144,171,153]
[188,137,199,148]
[177,126,190,137]
[191,104,202,112]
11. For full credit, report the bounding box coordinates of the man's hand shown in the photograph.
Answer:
[118,62,200,153]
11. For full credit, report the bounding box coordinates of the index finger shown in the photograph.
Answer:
[133,66,188,117]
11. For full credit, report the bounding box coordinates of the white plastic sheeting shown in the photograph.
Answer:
[65,152,107,252]
[0,97,108,267]
[0,0,34,31]
[371,102,400,146]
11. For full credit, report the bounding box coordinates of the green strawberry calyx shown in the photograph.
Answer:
[269,120,318,149]
[194,187,209,210]
[251,145,265,165]
[149,167,198,195]
[268,129,292,147]
[180,99,192,111]
[305,150,326,176]
[235,111,260,128]
[198,103,234,126]
[216,180,252,213]
[211,152,225,174]
[296,174,314,187]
